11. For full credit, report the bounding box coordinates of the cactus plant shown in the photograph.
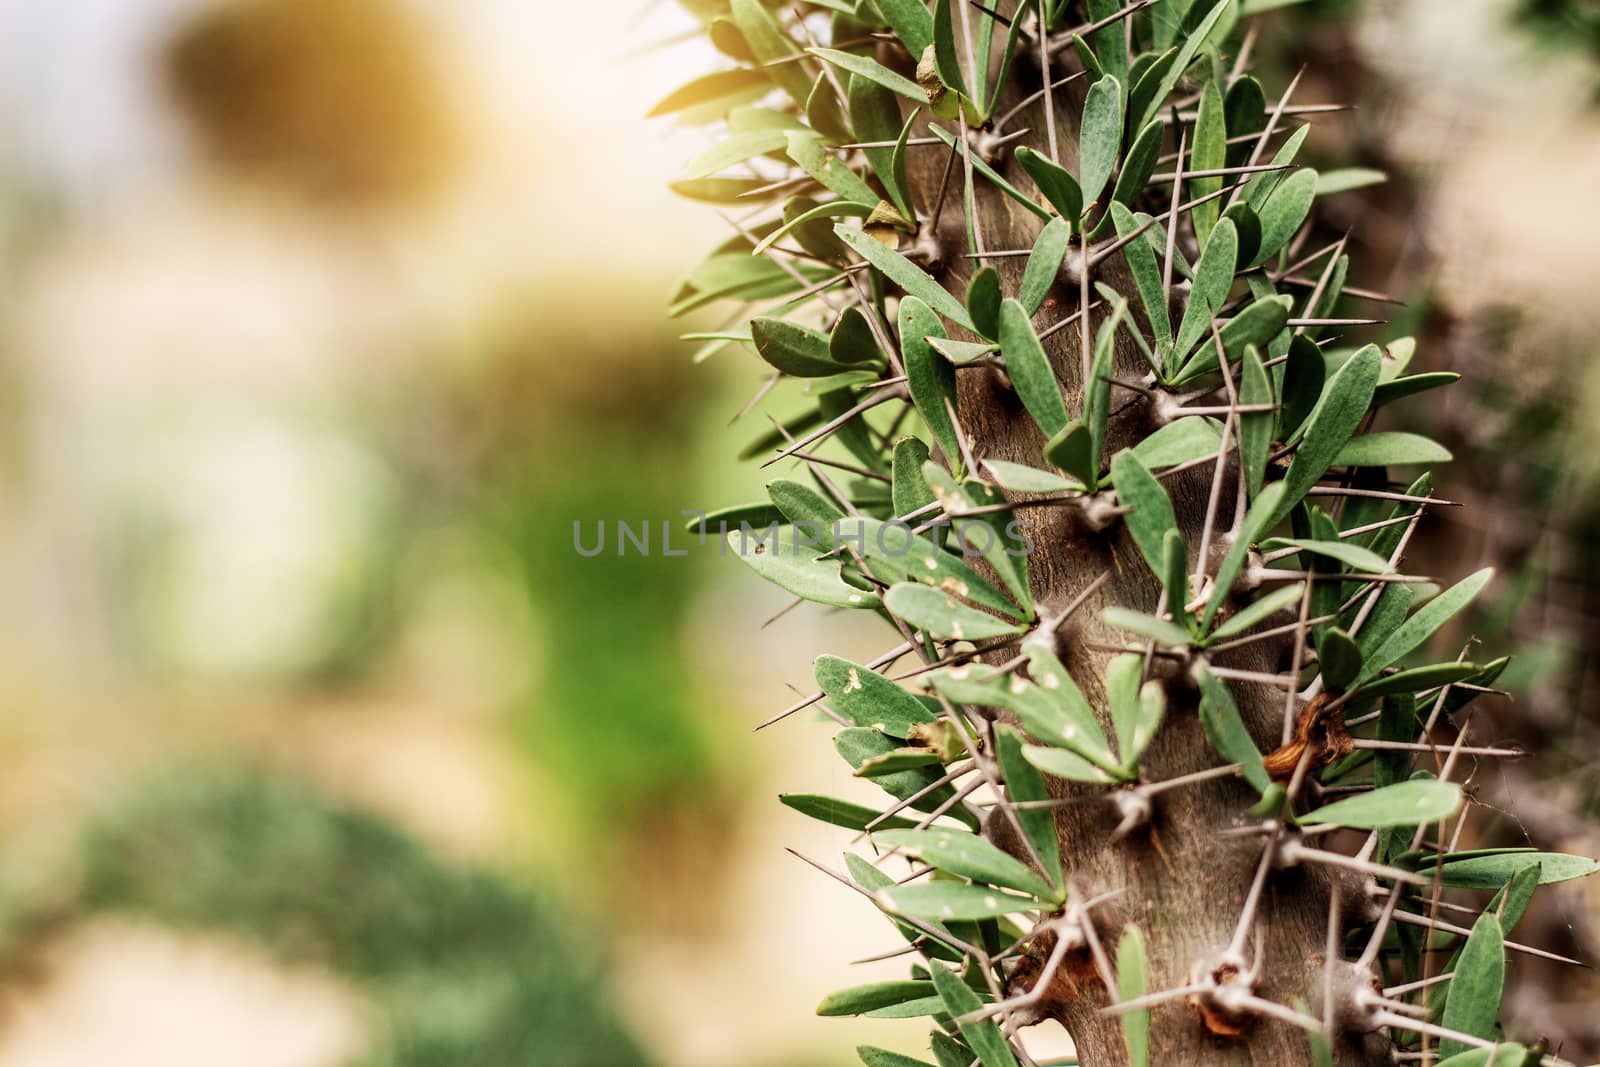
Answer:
[657,2,1598,1063]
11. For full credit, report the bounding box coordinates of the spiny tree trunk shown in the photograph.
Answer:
[911,66,1374,1064]
[657,1,1586,1065]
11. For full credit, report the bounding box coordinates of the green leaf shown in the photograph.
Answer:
[816,655,938,737]
[1171,218,1239,370]
[1333,432,1454,468]
[685,128,790,179]
[726,527,879,609]
[1421,850,1600,890]
[1102,607,1194,648]
[811,47,925,103]
[1250,168,1317,267]
[901,296,965,474]
[1161,529,1193,631]
[1432,1047,1529,1067]
[837,225,974,329]
[1127,50,1178,132]
[1189,78,1226,244]
[752,317,852,377]
[1268,537,1393,574]
[930,964,1020,1067]
[1272,344,1382,524]
[1109,450,1178,578]
[1211,582,1303,640]
[1045,420,1097,488]
[1112,205,1173,363]
[856,747,943,777]
[851,517,1024,618]
[1107,653,1164,770]
[1021,743,1119,783]
[983,460,1082,494]
[1110,120,1164,213]
[1316,167,1386,196]
[1132,417,1223,470]
[967,267,1003,340]
[1239,344,1274,497]
[931,0,969,97]
[1134,1,1232,132]
[999,298,1071,437]
[857,1046,937,1067]
[884,881,1034,923]
[1374,372,1461,409]
[769,479,845,529]
[886,583,1027,641]
[1353,661,1482,701]
[893,438,936,517]
[730,0,814,102]
[926,125,1051,220]
[993,725,1062,891]
[1079,74,1124,208]
[848,75,915,222]
[874,828,1057,900]
[1317,627,1363,690]
[818,980,936,1016]
[780,793,916,830]
[1020,218,1072,314]
[1117,925,1151,1067]
[649,67,773,117]
[1015,146,1084,223]
[1202,481,1287,631]
[874,0,935,55]
[788,132,879,205]
[1196,664,1270,794]
[1354,568,1494,686]
[1439,911,1505,1059]
[1023,640,1119,767]
[1301,779,1463,828]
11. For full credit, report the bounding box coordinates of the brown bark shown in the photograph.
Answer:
[897,28,1391,1065]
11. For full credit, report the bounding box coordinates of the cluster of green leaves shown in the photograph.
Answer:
[659,0,1596,1062]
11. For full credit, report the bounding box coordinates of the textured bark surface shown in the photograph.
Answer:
[896,26,1390,1064]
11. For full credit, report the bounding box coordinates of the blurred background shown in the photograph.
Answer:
[0,0,1596,1064]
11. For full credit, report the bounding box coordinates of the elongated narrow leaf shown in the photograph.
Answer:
[1354,568,1494,686]
[1102,606,1193,648]
[885,583,1026,641]
[1112,205,1173,363]
[1211,581,1303,640]
[1333,432,1454,468]
[727,527,878,609]
[1268,537,1393,574]
[649,67,772,117]
[685,128,789,179]
[1171,218,1239,369]
[984,459,1082,494]
[1196,664,1269,793]
[993,725,1062,890]
[752,317,852,377]
[880,882,1035,923]
[816,655,937,737]
[999,298,1070,437]
[1016,146,1084,223]
[837,225,974,329]
[817,981,935,1017]
[1439,912,1505,1059]
[1134,0,1232,131]
[1301,779,1463,829]
[1201,481,1287,631]
[780,793,917,830]
[1107,652,1164,770]
[930,964,1020,1067]
[900,296,964,474]
[1109,450,1178,578]
[1422,850,1600,890]
[1353,661,1482,700]
[1131,417,1223,470]
[874,828,1057,900]
[857,1046,938,1067]
[1189,78,1226,244]
[1117,925,1151,1067]
[1272,344,1382,524]
[1239,344,1274,497]
[1250,167,1317,267]
[1022,743,1119,783]
[1079,74,1124,207]
[1110,120,1164,213]
[811,47,924,103]
[1020,217,1072,314]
